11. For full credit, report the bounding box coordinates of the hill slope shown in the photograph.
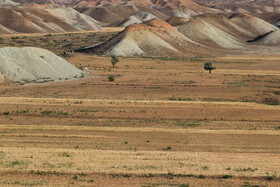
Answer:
[115,12,157,27]
[0,7,102,34]
[77,18,204,56]
[76,0,219,26]
[178,13,278,49]
[46,7,102,31]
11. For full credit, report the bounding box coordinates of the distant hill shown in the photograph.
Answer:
[77,14,280,57]
[0,7,102,34]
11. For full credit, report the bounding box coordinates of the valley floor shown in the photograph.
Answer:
[0,55,279,186]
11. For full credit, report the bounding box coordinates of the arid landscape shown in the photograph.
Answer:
[0,0,280,187]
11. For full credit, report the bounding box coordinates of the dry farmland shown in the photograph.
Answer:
[0,54,280,186]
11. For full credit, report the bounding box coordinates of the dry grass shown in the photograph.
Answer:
[0,54,279,186]
[0,147,279,176]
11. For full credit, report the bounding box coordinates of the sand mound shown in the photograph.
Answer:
[77,6,141,26]
[178,13,278,49]
[166,16,189,26]
[229,13,278,36]
[0,0,19,5]
[136,12,157,21]
[118,16,142,27]
[117,12,157,27]
[234,8,249,13]
[77,14,280,57]
[143,18,175,30]
[197,0,280,14]
[77,18,203,57]
[46,7,102,31]
[0,7,102,34]
[76,0,218,26]
[178,15,243,49]
[0,47,83,83]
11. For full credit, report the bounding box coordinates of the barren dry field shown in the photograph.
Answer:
[0,54,280,186]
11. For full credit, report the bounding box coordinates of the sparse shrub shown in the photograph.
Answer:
[180,184,190,187]
[108,76,115,82]
[61,51,70,57]
[78,173,88,177]
[73,175,78,180]
[176,120,200,128]
[240,182,261,187]
[41,111,54,115]
[202,166,209,170]
[235,167,258,172]
[162,146,171,150]
[10,160,23,166]
[167,172,173,176]
[198,175,206,179]
[35,171,47,175]
[57,111,68,115]
[263,98,279,105]
[266,172,277,180]
[169,96,195,101]
[3,111,9,115]
[58,152,72,157]
[222,175,233,179]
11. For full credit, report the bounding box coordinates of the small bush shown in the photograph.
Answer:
[222,175,233,179]
[198,175,206,179]
[41,111,54,115]
[78,173,88,177]
[162,146,171,150]
[123,174,131,178]
[263,98,279,105]
[108,76,115,82]
[180,184,190,187]
[202,166,209,170]
[266,172,277,181]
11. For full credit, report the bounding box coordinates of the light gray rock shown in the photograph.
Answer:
[0,47,83,83]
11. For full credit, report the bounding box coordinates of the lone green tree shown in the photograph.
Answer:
[111,56,119,68]
[204,62,216,74]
